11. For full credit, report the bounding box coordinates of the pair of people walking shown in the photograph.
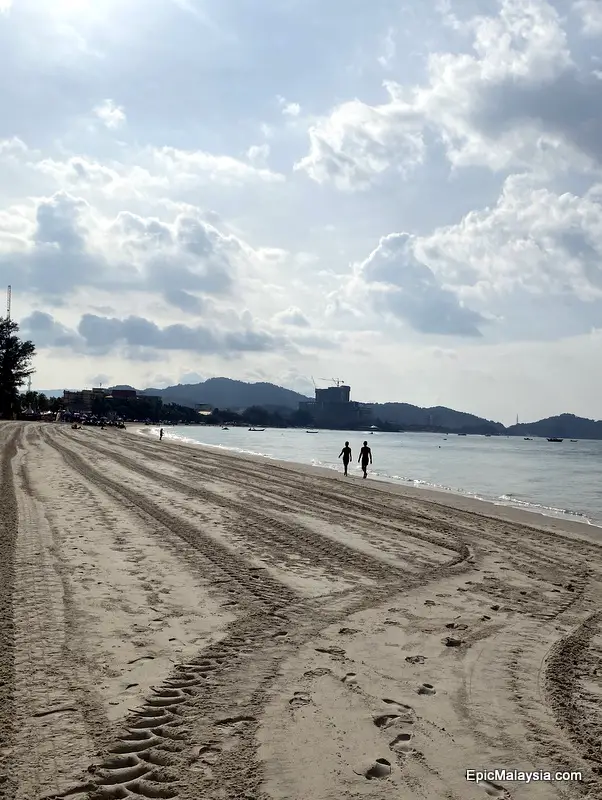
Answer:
[338,440,372,478]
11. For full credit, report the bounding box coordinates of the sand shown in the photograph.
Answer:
[0,422,600,800]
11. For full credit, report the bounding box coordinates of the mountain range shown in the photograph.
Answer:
[38,378,602,439]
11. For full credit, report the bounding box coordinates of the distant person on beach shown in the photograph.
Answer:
[358,440,372,479]
[338,441,352,476]
[159,428,164,441]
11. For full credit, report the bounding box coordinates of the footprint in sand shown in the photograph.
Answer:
[315,646,346,658]
[338,627,359,635]
[445,622,468,630]
[364,758,392,779]
[416,683,436,695]
[190,744,222,778]
[303,667,333,679]
[289,692,311,708]
[444,637,464,647]
[342,673,358,685]
[374,699,416,729]
[389,732,415,754]
[405,655,427,665]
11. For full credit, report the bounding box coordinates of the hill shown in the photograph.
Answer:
[506,413,602,440]
[38,379,602,439]
[139,378,311,410]
[370,402,504,434]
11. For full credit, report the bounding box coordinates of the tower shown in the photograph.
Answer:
[6,285,11,320]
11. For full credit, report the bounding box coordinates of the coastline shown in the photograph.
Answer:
[2,421,601,798]
[134,424,602,544]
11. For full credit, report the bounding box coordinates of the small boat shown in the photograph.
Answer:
[249,427,265,432]
[306,430,318,434]
[457,433,467,436]
[547,437,563,442]
[524,437,533,441]
[570,439,578,442]
[222,426,229,430]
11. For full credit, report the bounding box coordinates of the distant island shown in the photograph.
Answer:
[35,377,602,439]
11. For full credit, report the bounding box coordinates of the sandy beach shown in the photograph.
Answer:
[0,421,601,800]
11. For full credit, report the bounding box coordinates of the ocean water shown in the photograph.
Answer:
[146,426,602,528]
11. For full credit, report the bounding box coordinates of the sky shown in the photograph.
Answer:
[1,0,602,424]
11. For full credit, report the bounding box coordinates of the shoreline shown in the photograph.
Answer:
[3,421,602,798]
[132,424,602,545]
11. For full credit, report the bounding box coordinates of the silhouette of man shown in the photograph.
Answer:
[338,441,352,476]
[358,440,372,479]
[159,427,164,441]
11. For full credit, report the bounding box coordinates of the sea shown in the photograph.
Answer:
[145,426,602,528]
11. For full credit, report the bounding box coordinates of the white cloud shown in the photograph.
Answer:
[273,306,311,327]
[346,232,487,336]
[418,174,602,304]
[278,96,301,117]
[296,0,584,187]
[2,0,602,421]
[93,99,126,130]
[0,0,12,14]
[294,89,425,190]
[574,0,602,35]
[378,27,396,68]
[246,143,270,166]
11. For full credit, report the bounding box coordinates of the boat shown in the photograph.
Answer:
[306,430,318,434]
[570,439,578,442]
[222,426,229,430]
[547,437,563,442]
[524,437,533,441]
[249,427,265,432]
[457,433,467,436]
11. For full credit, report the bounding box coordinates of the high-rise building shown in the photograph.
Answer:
[299,384,372,428]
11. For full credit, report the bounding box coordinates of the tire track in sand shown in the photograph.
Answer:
[43,431,300,800]
[546,610,602,794]
[42,428,472,800]
[10,428,104,800]
[120,434,464,562]
[0,424,19,800]
[58,430,467,582]
[128,432,602,570]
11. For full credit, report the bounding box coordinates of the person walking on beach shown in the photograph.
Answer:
[358,440,372,479]
[338,441,352,476]
[159,427,164,441]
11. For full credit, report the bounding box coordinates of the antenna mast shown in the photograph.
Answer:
[6,285,11,320]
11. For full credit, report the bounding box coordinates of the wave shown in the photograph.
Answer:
[495,493,591,523]
[139,427,599,528]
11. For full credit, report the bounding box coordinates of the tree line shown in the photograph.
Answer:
[0,318,36,419]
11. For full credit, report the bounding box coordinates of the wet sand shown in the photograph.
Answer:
[0,421,600,799]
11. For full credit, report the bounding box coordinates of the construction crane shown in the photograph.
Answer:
[319,377,345,388]
[6,285,11,320]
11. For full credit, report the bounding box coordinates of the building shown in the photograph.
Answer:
[299,384,372,428]
[109,388,137,400]
[63,387,107,413]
